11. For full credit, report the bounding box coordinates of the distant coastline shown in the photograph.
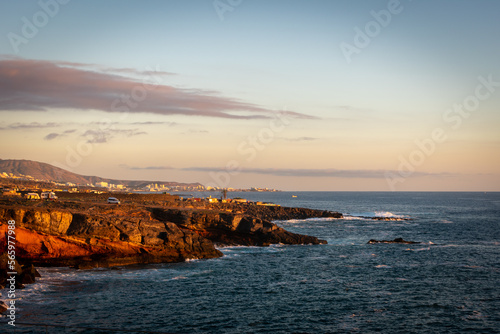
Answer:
[0,159,280,193]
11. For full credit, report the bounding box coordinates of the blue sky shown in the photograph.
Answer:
[1,0,499,190]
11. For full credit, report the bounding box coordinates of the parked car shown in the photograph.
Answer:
[107,197,120,204]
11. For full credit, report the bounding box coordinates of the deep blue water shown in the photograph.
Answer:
[5,192,500,333]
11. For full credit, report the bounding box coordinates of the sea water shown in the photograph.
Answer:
[4,192,500,333]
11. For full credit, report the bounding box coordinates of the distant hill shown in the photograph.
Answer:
[0,159,204,189]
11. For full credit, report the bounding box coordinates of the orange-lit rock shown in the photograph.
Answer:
[0,196,334,269]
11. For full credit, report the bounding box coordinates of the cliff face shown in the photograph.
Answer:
[150,208,326,246]
[0,202,331,268]
[1,207,74,235]
[0,207,221,269]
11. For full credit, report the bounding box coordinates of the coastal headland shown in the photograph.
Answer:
[0,193,341,276]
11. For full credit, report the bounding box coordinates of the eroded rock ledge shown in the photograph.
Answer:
[0,200,337,269]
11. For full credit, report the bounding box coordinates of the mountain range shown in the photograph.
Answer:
[0,159,203,189]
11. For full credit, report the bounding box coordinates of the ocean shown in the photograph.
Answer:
[4,192,500,333]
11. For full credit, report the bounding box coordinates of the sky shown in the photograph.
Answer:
[0,0,499,191]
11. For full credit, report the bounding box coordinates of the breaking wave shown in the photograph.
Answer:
[343,211,412,221]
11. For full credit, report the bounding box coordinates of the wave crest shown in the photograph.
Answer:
[344,211,411,221]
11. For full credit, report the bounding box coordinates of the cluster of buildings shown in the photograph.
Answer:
[1,172,34,180]
[0,171,280,194]
[1,172,84,190]
[142,183,205,192]
[205,186,279,192]
[0,172,202,193]
[94,182,126,190]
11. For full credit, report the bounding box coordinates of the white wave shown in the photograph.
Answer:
[337,216,366,221]
[9,281,53,301]
[410,247,431,252]
[276,217,339,224]
[352,211,407,218]
[277,212,411,223]
[344,211,411,220]
[217,245,263,251]
[219,253,240,259]
[218,245,286,258]
[304,217,339,222]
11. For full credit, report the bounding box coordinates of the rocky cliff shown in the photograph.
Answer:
[0,206,221,269]
[0,202,332,269]
[150,207,327,246]
[218,204,342,221]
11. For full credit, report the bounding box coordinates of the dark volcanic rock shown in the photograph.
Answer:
[20,264,41,284]
[151,207,327,246]
[0,301,8,314]
[0,197,331,269]
[0,252,40,290]
[367,238,420,244]
[0,206,222,269]
[216,204,342,221]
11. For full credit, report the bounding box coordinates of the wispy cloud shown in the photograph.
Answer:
[82,129,147,143]
[90,121,177,126]
[0,121,170,131]
[335,105,374,113]
[25,59,177,78]
[43,128,77,140]
[131,121,177,126]
[181,167,454,178]
[43,133,61,141]
[98,66,176,77]
[279,136,318,142]
[0,57,311,120]
[1,122,61,130]
[119,164,173,170]
[183,129,209,134]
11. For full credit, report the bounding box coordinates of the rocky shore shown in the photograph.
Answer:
[0,194,341,273]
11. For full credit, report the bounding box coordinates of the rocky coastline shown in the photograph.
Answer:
[0,194,341,278]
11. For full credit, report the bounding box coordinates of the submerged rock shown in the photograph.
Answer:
[0,301,8,314]
[367,238,420,244]
[0,252,40,289]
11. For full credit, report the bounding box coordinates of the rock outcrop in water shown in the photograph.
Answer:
[209,204,342,222]
[367,238,420,244]
[0,251,41,292]
[0,197,334,269]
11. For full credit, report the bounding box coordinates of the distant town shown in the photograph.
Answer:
[0,171,280,194]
